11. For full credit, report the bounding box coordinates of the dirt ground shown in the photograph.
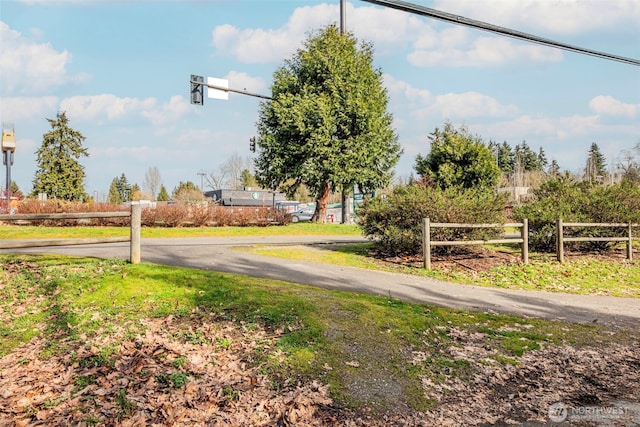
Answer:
[1,314,638,426]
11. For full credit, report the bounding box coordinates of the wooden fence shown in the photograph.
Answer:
[422,218,638,269]
[556,219,638,263]
[422,218,528,270]
[0,204,142,264]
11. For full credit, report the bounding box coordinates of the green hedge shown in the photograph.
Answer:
[514,178,640,252]
[357,184,507,256]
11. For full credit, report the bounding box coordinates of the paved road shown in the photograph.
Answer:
[2,236,639,329]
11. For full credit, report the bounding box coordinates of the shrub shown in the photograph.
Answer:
[358,184,507,256]
[10,198,291,228]
[514,177,640,252]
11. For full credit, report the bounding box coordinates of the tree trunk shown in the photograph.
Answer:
[314,181,331,223]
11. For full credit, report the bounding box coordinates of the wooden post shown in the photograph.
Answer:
[521,218,529,264]
[556,218,564,263]
[628,223,633,262]
[130,203,141,264]
[423,218,431,270]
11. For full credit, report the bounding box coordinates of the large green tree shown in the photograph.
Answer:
[415,123,499,190]
[31,111,89,201]
[254,25,401,221]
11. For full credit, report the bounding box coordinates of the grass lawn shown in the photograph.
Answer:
[0,223,361,239]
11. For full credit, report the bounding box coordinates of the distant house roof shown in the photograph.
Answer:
[204,189,287,207]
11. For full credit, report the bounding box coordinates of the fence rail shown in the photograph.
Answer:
[0,204,141,264]
[422,218,638,269]
[422,218,528,270]
[556,219,638,263]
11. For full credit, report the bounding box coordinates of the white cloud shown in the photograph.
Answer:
[0,96,59,121]
[223,71,267,95]
[474,114,602,142]
[384,74,517,119]
[211,3,432,64]
[0,21,86,94]
[589,96,639,118]
[211,3,566,69]
[141,95,193,126]
[408,33,563,68]
[60,94,157,122]
[384,73,430,100]
[211,3,338,64]
[430,92,519,119]
[433,0,640,35]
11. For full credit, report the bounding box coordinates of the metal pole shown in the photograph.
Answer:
[3,150,10,212]
[339,0,350,224]
[190,80,272,101]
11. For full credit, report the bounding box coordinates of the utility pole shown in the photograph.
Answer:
[339,0,352,225]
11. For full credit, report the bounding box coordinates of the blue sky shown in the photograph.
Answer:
[1,0,639,199]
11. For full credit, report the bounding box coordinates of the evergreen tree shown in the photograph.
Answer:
[254,25,401,222]
[497,141,515,173]
[514,141,543,171]
[537,147,548,170]
[157,185,170,202]
[107,173,132,203]
[241,169,258,189]
[107,178,122,204]
[31,111,89,201]
[548,159,561,177]
[130,183,142,201]
[415,122,499,190]
[585,142,607,182]
[10,181,22,199]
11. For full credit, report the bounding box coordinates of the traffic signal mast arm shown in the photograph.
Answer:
[190,76,273,102]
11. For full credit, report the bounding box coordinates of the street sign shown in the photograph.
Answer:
[207,77,229,100]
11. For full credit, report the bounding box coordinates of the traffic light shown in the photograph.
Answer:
[249,136,256,153]
[190,74,204,105]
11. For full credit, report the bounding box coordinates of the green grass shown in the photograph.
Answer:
[0,223,361,239]
[239,243,640,298]
[1,254,635,412]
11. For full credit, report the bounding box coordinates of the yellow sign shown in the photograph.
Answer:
[1,130,16,152]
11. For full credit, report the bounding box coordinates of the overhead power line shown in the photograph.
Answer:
[361,0,640,66]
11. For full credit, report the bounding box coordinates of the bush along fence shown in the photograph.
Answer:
[422,218,638,270]
[0,203,142,264]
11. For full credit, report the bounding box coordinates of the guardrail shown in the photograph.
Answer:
[0,204,142,264]
[422,218,528,270]
[556,219,637,263]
